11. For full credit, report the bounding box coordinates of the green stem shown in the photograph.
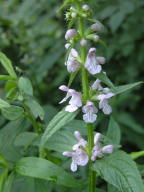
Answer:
[23,104,42,134]
[77,5,96,192]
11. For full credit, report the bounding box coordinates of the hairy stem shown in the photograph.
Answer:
[77,4,96,192]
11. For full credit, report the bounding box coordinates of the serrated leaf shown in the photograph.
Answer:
[40,110,78,150]
[18,77,33,96]
[15,157,82,188]
[92,150,144,192]
[107,116,121,145]
[0,52,17,78]
[113,82,142,94]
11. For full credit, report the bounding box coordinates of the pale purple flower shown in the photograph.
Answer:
[72,131,87,150]
[63,131,88,172]
[65,48,80,73]
[80,39,87,46]
[92,34,100,42]
[59,85,82,112]
[63,149,89,172]
[82,4,90,11]
[91,133,114,161]
[65,43,71,49]
[82,101,98,123]
[96,56,106,65]
[97,92,115,115]
[91,79,103,91]
[91,23,103,31]
[65,29,77,40]
[85,48,102,75]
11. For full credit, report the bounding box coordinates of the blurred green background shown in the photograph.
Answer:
[0,0,144,157]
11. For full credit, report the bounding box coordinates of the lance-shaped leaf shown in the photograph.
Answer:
[0,52,17,78]
[15,157,82,188]
[107,116,121,145]
[113,81,142,95]
[92,150,144,192]
[40,110,78,150]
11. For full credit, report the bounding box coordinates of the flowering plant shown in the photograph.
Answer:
[0,0,143,192]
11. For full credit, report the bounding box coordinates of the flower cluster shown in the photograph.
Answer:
[59,5,115,123]
[63,131,114,172]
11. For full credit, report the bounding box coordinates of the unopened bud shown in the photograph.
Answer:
[91,23,103,31]
[82,4,90,11]
[96,56,106,64]
[65,43,71,49]
[71,12,77,18]
[102,145,114,154]
[65,29,77,40]
[93,34,100,42]
[80,39,87,46]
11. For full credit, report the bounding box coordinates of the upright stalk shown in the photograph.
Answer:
[78,5,96,192]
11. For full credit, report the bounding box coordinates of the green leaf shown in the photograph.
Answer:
[0,52,17,78]
[108,184,120,192]
[15,130,76,153]
[0,99,10,108]
[113,82,142,95]
[130,151,144,160]
[92,150,144,192]
[25,99,44,120]
[109,12,125,32]
[95,72,115,89]
[0,154,8,168]
[3,173,15,192]
[107,116,121,145]
[1,106,24,121]
[40,110,78,150]
[18,77,33,96]
[15,157,82,188]
[0,169,8,192]
[0,119,26,162]
[0,75,16,81]
[116,112,144,134]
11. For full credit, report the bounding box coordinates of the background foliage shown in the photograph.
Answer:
[0,0,143,191]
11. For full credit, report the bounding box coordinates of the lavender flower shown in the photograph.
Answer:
[65,48,80,73]
[91,133,114,161]
[63,131,88,172]
[63,149,89,172]
[85,48,102,75]
[91,79,103,91]
[72,131,87,150]
[97,91,115,115]
[82,101,98,123]
[59,85,82,112]
[91,23,103,31]
[65,29,77,40]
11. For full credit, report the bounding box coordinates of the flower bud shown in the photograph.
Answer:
[82,4,90,11]
[93,34,100,42]
[65,29,77,40]
[71,12,77,18]
[80,39,87,46]
[65,43,71,49]
[91,23,103,31]
[102,145,114,154]
[96,56,106,64]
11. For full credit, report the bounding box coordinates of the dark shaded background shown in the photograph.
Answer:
[0,0,144,158]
